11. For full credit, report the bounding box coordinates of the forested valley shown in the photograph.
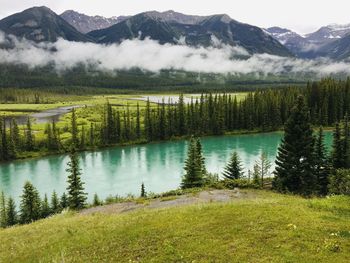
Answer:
[1,78,350,162]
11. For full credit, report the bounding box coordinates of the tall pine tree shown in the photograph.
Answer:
[222,151,243,180]
[181,137,206,189]
[19,182,41,224]
[273,96,317,195]
[314,126,330,195]
[66,150,87,210]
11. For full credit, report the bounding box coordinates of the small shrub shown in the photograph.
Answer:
[222,178,259,189]
[328,169,350,195]
[203,173,225,188]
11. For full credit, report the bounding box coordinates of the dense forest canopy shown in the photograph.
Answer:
[0,63,310,92]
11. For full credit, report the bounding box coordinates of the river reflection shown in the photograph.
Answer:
[0,132,332,203]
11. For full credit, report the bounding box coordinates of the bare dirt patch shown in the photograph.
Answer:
[80,189,257,216]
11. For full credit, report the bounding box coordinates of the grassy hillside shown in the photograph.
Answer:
[0,190,349,262]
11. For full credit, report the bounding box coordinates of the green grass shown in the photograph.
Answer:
[0,190,349,262]
[1,92,248,160]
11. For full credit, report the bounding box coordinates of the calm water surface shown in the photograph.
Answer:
[0,132,332,203]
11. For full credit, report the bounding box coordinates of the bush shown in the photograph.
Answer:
[203,173,224,188]
[223,178,259,189]
[328,169,350,195]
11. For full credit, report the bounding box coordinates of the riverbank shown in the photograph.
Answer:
[0,128,278,164]
[1,125,335,165]
[0,189,349,262]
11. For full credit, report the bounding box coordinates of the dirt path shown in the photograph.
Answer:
[80,189,257,216]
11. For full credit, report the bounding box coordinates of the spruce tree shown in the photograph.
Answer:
[41,194,51,218]
[1,119,9,161]
[177,94,186,135]
[222,151,243,180]
[195,138,207,175]
[51,191,61,214]
[6,197,17,227]
[181,137,205,189]
[273,96,317,195]
[136,103,141,139]
[10,118,20,150]
[71,109,79,150]
[89,123,95,147]
[66,150,87,210]
[332,122,344,169]
[0,191,7,227]
[140,183,146,198]
[25,118,34,151]
[19,182,41,224]
[60,192,68,209]
[342,116,350,168]
[314,126,330,195]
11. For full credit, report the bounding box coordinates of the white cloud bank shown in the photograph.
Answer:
[0,33,350,76]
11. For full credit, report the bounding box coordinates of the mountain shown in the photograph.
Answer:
[143,10,208,24]
[0,6,93,42]
[265,27,316,58]
[266,25,350,59]
[88,12,180,44]
[316,34,350,60]
[305,24,350,45]
[60,10,129,33]
[89,12,292,57]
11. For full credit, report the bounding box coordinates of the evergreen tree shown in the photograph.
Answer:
[71,109,79,150]
[89,122,95,147]
[342,116,350,168]
[140,182,146,198]
[136,103,141,139]
[314,126,330,195]
[273,96,317,195]
[60,192,68,209]
[177,94,186,135]
[10,118,21,150]
[50,191,61,214]
[181,137,206,189]
[19,182,41,224]
[25,118,34,151]
[0,119,10,161]
[332,122,344,169]
[66,150,87,210]
[252,164,261,186]
[93,193,101,206]
[0,191,7,228]
[195,138,207,175]
[222,151,243,180]
[51,121,60,151]
[6,197,17,227]
[80,125,86,149]
[144,98,153,140]
[41,194,51,218]
[255,152,272,187]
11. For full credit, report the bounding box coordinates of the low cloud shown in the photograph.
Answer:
[0,31,5,43]
[0,32,349,76]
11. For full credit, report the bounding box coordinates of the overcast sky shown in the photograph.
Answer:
[0,0,349,34]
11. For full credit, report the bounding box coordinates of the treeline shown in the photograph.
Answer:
[0,87,127,104]
[0,64,303,92]
[1,78,350,162]
[180,95,350,197]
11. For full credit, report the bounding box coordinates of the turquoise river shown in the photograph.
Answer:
[0,132,332,203]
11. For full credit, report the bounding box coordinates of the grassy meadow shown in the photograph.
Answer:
[0,190,349,262]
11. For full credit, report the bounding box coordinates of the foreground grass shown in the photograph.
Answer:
[0,190,349,262]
